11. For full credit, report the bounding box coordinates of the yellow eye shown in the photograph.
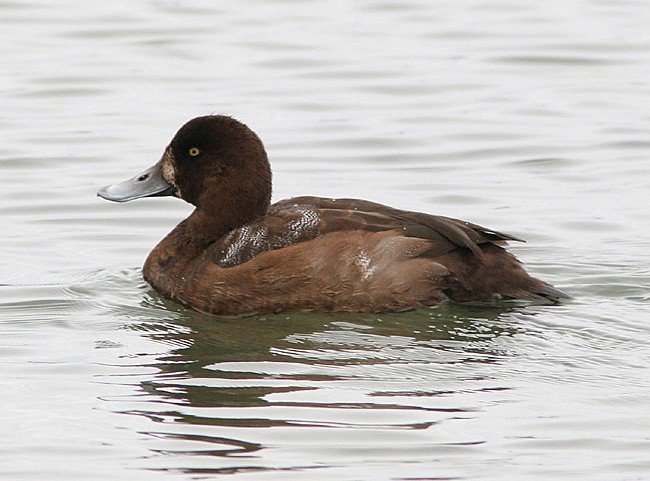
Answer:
[189,147,201,157]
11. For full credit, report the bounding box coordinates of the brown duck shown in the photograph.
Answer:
[98,115,567,316]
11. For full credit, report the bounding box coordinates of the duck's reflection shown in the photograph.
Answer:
[123,293,527,474]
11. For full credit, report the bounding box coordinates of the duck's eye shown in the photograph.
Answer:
[189,147,201,157]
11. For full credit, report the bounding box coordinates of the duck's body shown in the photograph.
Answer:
[99,115,567,316]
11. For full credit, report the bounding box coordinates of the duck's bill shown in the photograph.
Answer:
[97,161,176,202]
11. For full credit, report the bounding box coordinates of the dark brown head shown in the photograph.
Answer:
[98,115,273,228]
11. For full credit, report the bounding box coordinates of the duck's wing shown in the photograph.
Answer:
[211,196,523,268]
[286,197,522,255]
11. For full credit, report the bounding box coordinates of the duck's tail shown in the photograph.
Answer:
[436,243,570,304]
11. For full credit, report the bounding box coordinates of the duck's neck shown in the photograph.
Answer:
[142,204,266,299]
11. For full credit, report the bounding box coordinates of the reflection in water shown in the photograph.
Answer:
[122,296,525,474]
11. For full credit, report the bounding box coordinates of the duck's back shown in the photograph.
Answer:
[149,196,565,316]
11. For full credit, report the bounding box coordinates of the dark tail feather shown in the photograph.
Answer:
[531,282,571,303]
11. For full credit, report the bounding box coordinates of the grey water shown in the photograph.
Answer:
[2,1,650,480]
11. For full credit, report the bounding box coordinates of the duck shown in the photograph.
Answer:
[98,115,568,316]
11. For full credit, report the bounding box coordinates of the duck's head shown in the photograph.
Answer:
[98,115,272,221]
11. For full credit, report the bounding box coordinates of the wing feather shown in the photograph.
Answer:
[209,196,523,268]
